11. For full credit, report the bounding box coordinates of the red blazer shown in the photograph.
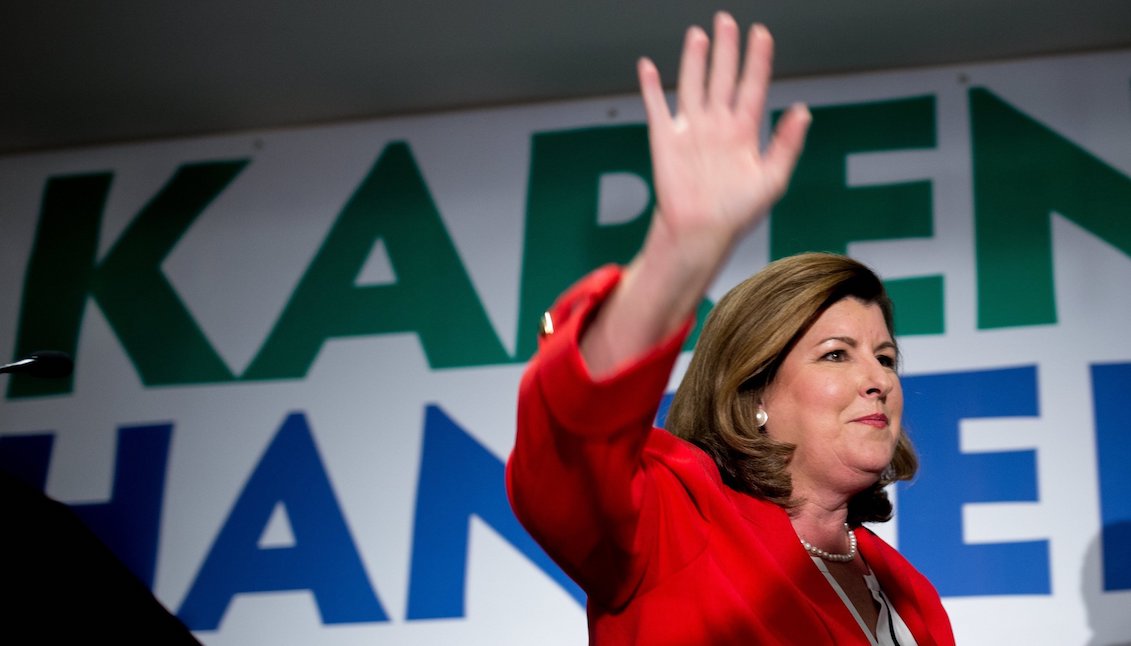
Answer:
[507,266,955,645]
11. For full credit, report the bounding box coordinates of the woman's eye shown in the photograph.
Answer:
[878,355,897,369]
[823,350,846,362]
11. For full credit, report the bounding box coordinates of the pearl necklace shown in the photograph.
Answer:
[799,523,857,562]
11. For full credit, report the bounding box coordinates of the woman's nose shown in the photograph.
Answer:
[862,360,894,399]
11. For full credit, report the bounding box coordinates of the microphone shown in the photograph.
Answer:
[0,351,74,379]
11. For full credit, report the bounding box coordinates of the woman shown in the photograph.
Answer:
[506,12,954,645]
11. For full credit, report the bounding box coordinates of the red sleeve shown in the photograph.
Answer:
[506,265,693,607]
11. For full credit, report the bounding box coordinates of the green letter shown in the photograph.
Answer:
[10,161,247,398]
[244,142,507,378]
[771,96,942,336]
[972,87,1131,329]
[515,125,710,360]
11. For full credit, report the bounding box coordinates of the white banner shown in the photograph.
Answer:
[0,49,1129,644]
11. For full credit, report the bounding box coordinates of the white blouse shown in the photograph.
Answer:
[811,557,919,646]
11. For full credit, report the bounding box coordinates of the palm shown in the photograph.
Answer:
[578,14,809,377]
[639,15,809,249]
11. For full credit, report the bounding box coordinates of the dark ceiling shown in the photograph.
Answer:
[4,1,1131,155]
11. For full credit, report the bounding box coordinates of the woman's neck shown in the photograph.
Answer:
[789,491,852,554]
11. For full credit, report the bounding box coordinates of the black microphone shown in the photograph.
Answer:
[0,351,74,378]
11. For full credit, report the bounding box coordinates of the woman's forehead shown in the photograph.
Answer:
[802,298,894,344]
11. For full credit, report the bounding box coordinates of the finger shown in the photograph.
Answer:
[735,23,774,125]
[707,12,740,108]
[637,57,673,129]
[762,103,811,197]
[677,25,709,114]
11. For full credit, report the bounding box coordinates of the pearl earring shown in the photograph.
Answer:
[755,408,768,428]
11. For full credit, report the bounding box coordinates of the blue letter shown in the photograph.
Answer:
[898,366,1050,596]
[406,405,583,619]
[1092,362,1131,591]
[178,412,386,630]
[0,423,172,588]
[0,433,54,491]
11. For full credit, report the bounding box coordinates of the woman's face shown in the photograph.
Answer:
[760,297,902,498]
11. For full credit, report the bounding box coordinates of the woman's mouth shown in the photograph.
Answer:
[852,413,889,428]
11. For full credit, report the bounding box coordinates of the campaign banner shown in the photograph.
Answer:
[0,48,1128,644]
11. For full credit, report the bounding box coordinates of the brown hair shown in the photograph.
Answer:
[665,252,918,525]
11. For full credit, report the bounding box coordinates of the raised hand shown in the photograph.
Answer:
[581,13,809,377]
[638,12,809,267]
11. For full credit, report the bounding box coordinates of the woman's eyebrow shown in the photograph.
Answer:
[816,336,899,352]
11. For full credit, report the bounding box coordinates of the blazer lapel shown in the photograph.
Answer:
[741,497,874,642]
[857,528,934,646]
